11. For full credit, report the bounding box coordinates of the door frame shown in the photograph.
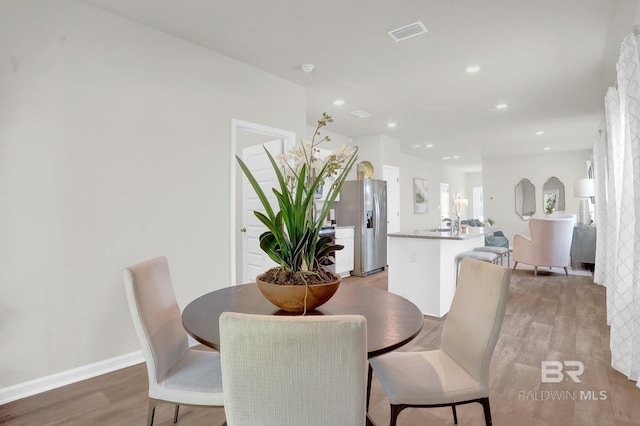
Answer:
[382,165,400,234]
[229,119,295,285]
[440,183,450,221]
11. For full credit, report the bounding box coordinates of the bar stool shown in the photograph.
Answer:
[455,251,500,283]
[473,246,510,266]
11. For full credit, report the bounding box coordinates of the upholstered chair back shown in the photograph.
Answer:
[123,256,188,384]
[219,312,367,426]
[525,217,575,266]
[441,258,511,386]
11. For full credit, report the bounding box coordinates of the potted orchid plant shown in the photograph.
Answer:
[236,113,358,313]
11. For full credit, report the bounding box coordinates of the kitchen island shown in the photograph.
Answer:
[387,227,492,317]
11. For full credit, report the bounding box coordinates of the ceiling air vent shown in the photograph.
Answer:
[387,21,428,42]
[350,110,371,119]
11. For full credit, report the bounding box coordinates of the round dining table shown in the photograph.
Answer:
[182,282,424,358]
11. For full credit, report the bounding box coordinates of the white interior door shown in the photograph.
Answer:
[440,183,450,221]
[473,186,483,220]
[383,165,400,233]
[242,140,281,283]
[230,119,295,286]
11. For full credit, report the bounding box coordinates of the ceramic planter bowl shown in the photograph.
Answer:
[256,273,341,313]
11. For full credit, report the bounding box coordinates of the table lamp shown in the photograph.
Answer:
[453,194,468,234]
[573,178,595,226]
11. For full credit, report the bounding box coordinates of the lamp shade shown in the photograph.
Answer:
[573,178,595,198]
[453,196,468,216]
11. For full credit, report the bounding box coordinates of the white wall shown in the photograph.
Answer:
[441,166,469,220]
[482,150,592,242]
[349,134,467,232]
[305,124,358,180]
[0,0,305,389]
[305,124,354,150]
[0,0,595,395]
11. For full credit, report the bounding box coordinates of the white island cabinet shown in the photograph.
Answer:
[387,228,488,317]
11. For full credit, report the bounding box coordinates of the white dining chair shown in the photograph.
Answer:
[123,256,225,426]
[219,312,367,426]
[369,258,510,425]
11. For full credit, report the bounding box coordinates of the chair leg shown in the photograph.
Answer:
[147,399,159,426]
[513,261,518,271]
[534,266,538,276]
[173,405,180,423]
[452,404,458,424]
[366,364,373,412]
[389,405,407,426]
[479,397,492,426]
[564,266,568,276]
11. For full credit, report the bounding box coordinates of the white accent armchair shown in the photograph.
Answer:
[512,216,576,276]
[123,257,225,426]
[219,312,367,426]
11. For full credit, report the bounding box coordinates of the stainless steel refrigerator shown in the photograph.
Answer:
[334,179,387,276]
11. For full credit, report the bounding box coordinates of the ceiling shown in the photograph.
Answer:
[82,0,639,172]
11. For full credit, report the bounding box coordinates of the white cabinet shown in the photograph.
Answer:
[335,226,355,278]
[388,232,485,317]
[571,225,596,269]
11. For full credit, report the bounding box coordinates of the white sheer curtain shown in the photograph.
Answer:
[592,129,607,289]
[595,33,640,385]
[602,87,622,327]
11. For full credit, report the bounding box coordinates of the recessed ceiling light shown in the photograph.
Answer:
[544,147,551,151]
[387,122,397,128]
[465,65,481,73]
[425,144,434,148]
[536,130,544,135]
[495,103,509,109]
[410,144,421,148]
[453,155,460,159]
[442,156,452,160]
[300,63,314,73]
[333,99,345,106]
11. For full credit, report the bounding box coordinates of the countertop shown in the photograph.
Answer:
[388,226,497,240]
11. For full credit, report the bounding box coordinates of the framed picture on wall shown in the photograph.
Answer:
[544,189,559,214]
[413,178,429,214]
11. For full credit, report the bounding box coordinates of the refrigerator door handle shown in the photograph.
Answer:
[374,192,380,240]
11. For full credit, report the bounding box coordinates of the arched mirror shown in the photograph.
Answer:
[515,178,536,220]
[543,176,565,214]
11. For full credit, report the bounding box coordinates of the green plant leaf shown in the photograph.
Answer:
[236,113,359,277]
[259,232,289,268]
[235,155,275,221]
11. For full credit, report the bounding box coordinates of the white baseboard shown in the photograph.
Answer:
[0,350,144,405]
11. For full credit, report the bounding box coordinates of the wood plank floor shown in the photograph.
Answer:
[2,267,640,425]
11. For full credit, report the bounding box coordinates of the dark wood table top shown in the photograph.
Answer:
[182,282,424,358]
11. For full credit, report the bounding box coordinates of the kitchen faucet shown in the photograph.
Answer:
[442,217,455,233]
